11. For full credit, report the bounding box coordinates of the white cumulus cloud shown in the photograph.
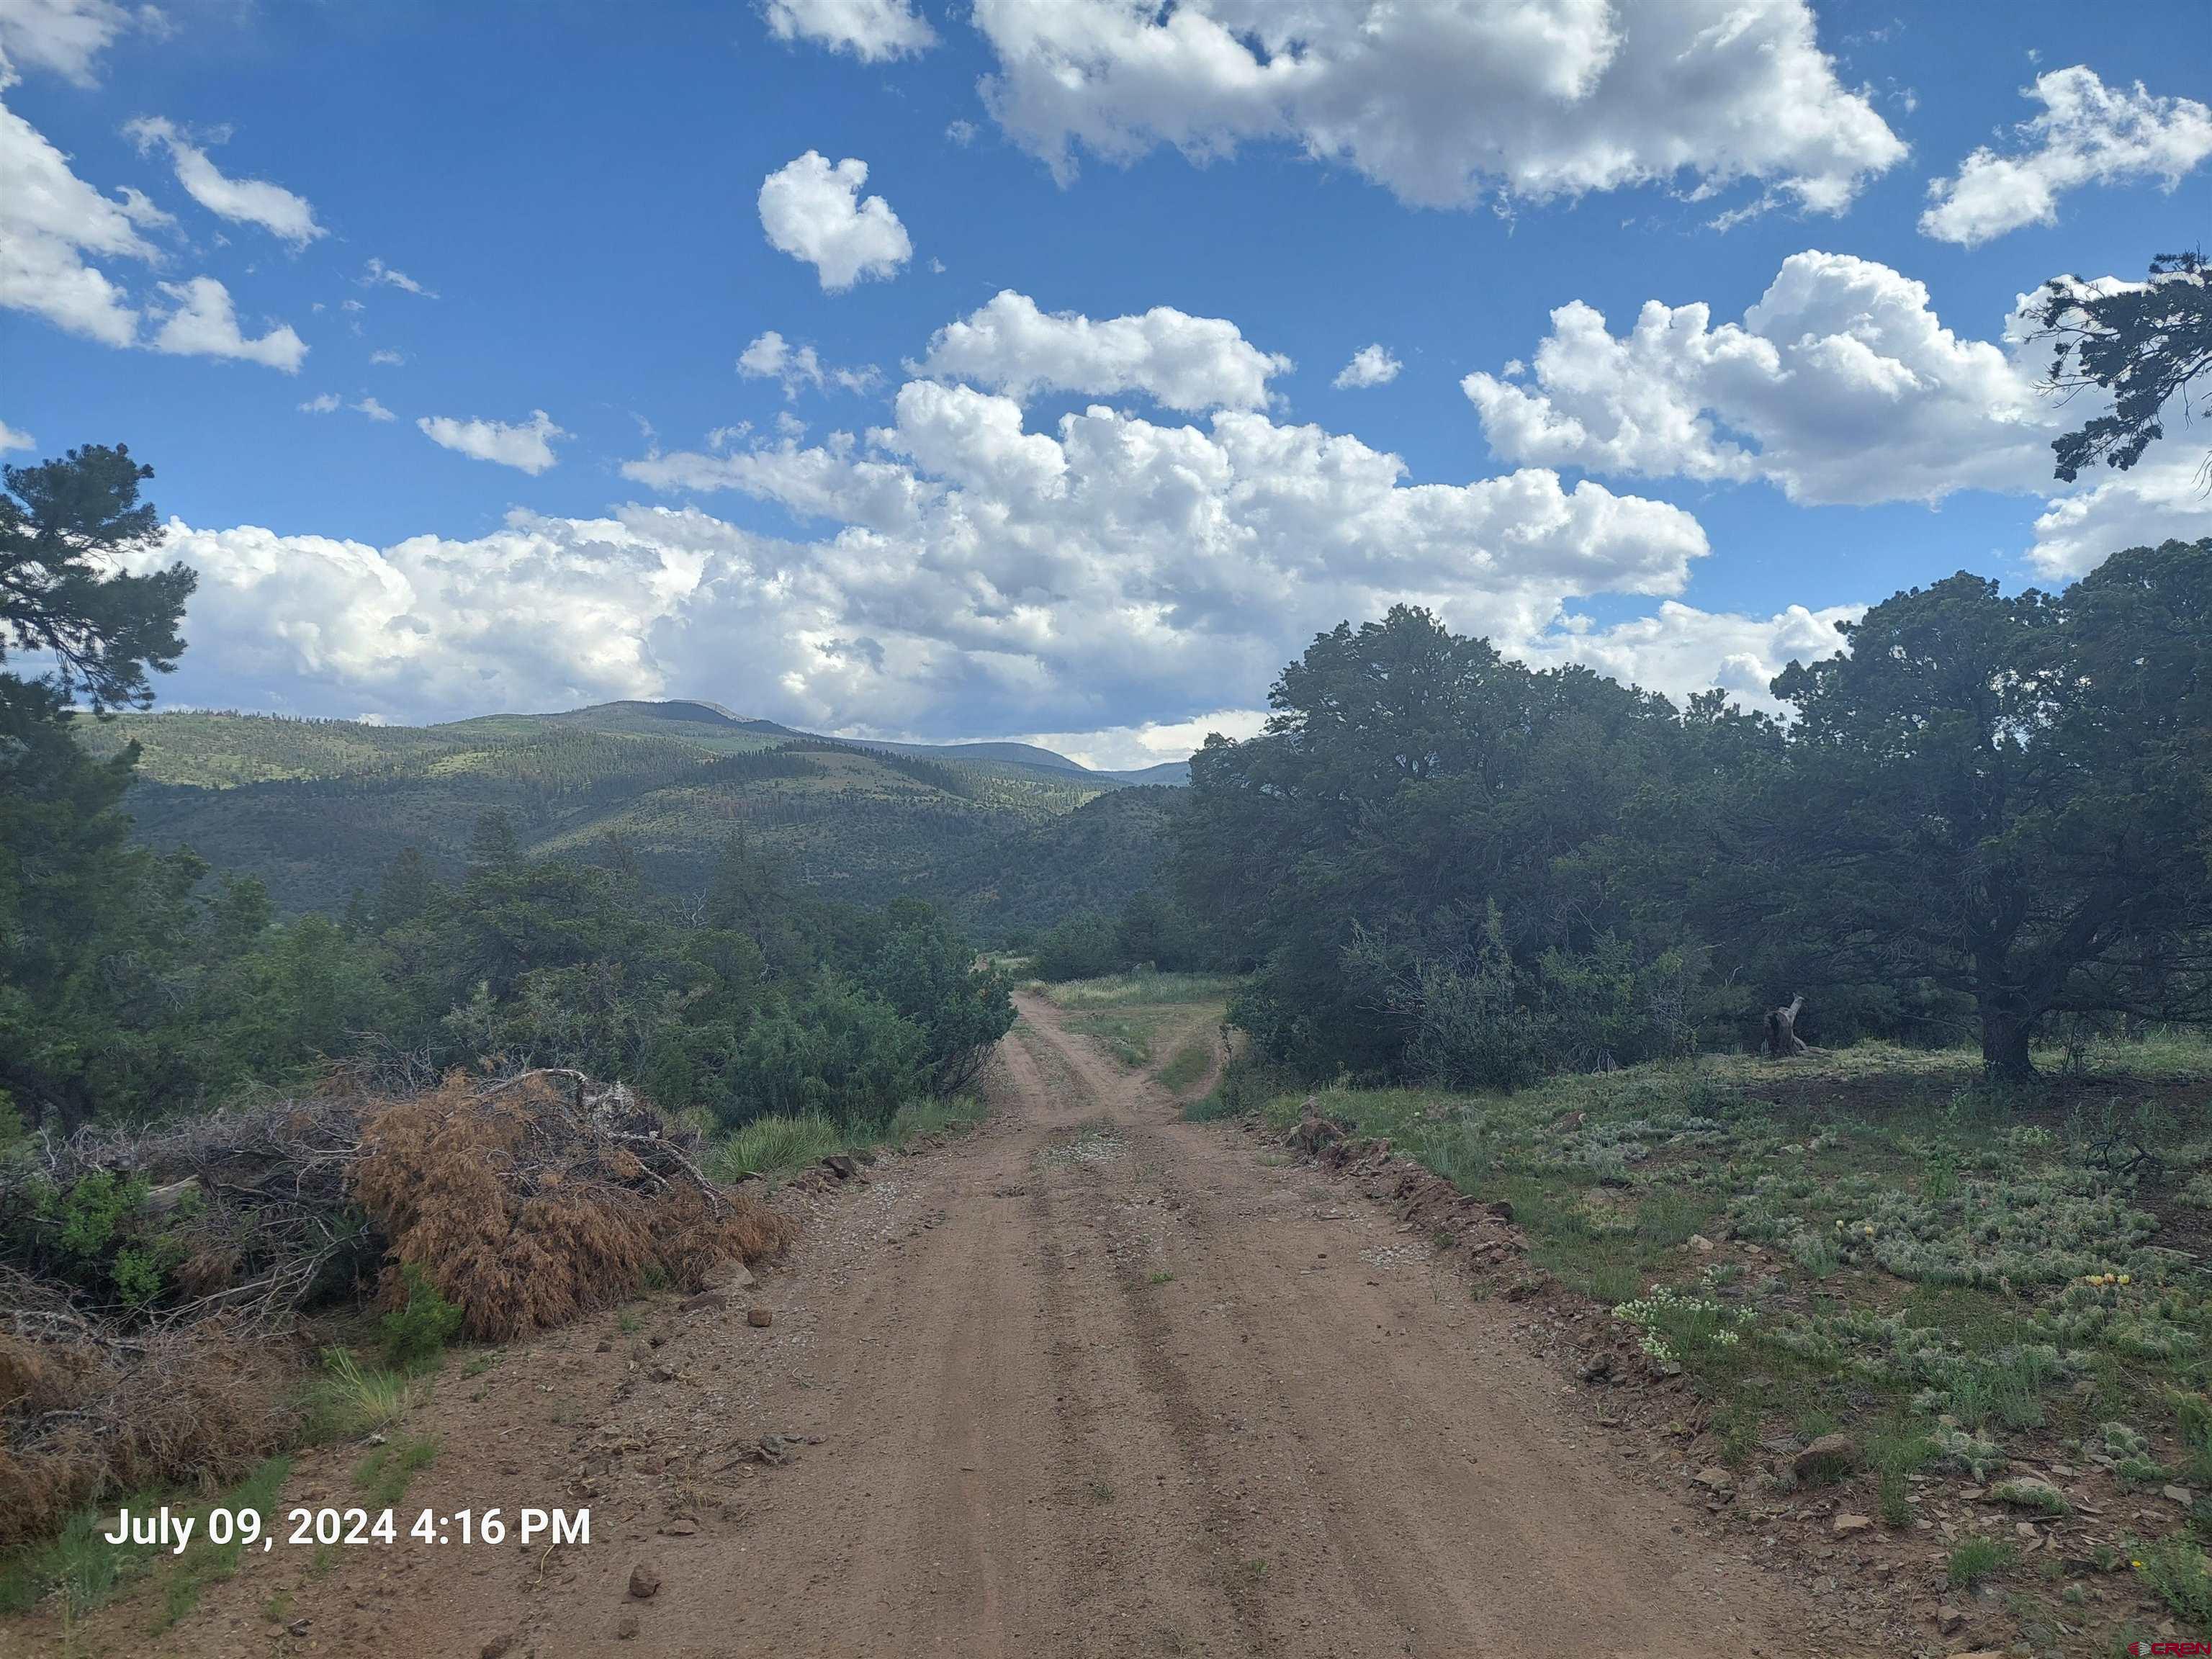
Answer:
[914,289,1290,412]
[1515,599,1861,711]
[2028,450,2212,580]
[416,408,566,474]
[1462,251,2051,506]
[149,276,307,371]
[140,509,760,721]
[0,418,34,451]
[760,0,934,61]
[0,94,157,344]
[135,303,1722,740]
[757,150,911,292]
[124,115,325,247]
[1921,67,2212,246]
[615,359,1709,739]
[0,96,305,366]
[1463,248,2212,579]
[0,0,140,85]
[1334,343,1401,390]
[974,0,1905,213]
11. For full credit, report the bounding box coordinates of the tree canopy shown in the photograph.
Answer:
[1,444,194,712]
[1176,549,2212,1087]
[2031,249,2212,482]
[1767,547,2212,1073]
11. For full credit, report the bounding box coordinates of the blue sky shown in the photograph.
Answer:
[3,0,2208,765]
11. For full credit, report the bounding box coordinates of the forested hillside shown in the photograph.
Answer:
[73,701,1182,930]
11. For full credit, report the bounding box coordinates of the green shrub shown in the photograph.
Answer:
[45,1169,148,1257]
[717,978,930,1130]
[2134,1537,2212,1635]
[379,1263,464,1371]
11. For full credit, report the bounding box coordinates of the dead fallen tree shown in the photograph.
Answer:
[356,1070,791,1341]
[1,1069,791,1547]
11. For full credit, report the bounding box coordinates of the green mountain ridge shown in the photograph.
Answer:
[78,700,1188,934]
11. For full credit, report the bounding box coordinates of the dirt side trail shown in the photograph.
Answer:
[62,996,1854,1658]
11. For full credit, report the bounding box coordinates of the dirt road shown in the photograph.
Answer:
[82,995,1841,1658]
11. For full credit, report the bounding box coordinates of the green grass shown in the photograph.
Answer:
[1948,1537,2019,1588]
[708,1097,990,1187]
[1156,1040,1213,1094]
[1038,972,1243,1009]
[1233,1030,2212,1619]
[1869,1424,1936,1523]
[300,1346,421,1442]
[155,1455,293,1629]
[886,1095,989,1146]
[353,1434,441,1507]
[2176,1393,2212,1486]
[706,1112,846,1184]
[1182,1089,1244,1123]
[0,1455,294,1624]
[0,1503,153,1619]
[1068,1010,1161,1067]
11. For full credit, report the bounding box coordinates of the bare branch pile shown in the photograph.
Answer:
[1,1069,791,1547]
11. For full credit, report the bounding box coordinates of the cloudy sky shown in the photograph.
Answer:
[4,0,2208,766]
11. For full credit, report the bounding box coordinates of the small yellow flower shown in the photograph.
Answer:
[1862,1225,1875,1236]
[2118,1273,2131,1285]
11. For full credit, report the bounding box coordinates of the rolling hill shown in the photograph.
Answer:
[76,701,1187,933]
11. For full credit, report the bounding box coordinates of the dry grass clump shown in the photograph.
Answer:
[0,1317,297,1550]
[354,1071,791,1341]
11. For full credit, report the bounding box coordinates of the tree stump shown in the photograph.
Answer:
[1763,994,1809,1058]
